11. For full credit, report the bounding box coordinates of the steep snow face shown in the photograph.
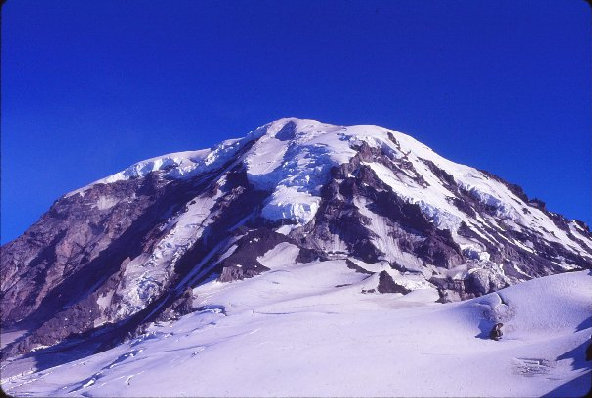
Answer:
[245,119,348,224]
[2,268,590,397]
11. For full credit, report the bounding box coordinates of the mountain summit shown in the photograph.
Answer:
[2,118,591,357]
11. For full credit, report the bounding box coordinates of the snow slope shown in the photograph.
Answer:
[2,262,590,397]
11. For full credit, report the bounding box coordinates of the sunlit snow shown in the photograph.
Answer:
[2,260,590,397]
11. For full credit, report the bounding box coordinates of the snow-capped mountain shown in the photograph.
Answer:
[1,117,591,365]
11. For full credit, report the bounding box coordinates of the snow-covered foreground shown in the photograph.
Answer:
[2,260,591,397]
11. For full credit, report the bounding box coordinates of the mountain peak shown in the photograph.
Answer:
[262,117,337,131]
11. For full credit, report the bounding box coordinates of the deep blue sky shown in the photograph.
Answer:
[2,1,590,244]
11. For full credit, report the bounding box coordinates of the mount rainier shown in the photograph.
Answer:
[1,118,591,396]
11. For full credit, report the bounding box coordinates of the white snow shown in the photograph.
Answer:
[2,264,590,397]
[256,242,301,268]
[260,185,321,224]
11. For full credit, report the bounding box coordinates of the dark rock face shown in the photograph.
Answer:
[345,259,374,275]
[1,174,169,326]
[155,287,195,322]
[217,229,290,282]
[1,118,591,359]
[291,151,465,270]
[377,271,411,295]
[415,230,463,268]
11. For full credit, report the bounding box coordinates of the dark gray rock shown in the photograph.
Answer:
[377,271,411,295]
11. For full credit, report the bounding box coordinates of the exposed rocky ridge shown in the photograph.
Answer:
[2,117,591,358]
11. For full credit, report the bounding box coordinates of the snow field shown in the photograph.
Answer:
[3,264,590,397]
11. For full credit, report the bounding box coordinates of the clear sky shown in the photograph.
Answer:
[1,1,590,244]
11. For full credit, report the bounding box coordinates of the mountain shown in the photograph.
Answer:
[2,118,591,363]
